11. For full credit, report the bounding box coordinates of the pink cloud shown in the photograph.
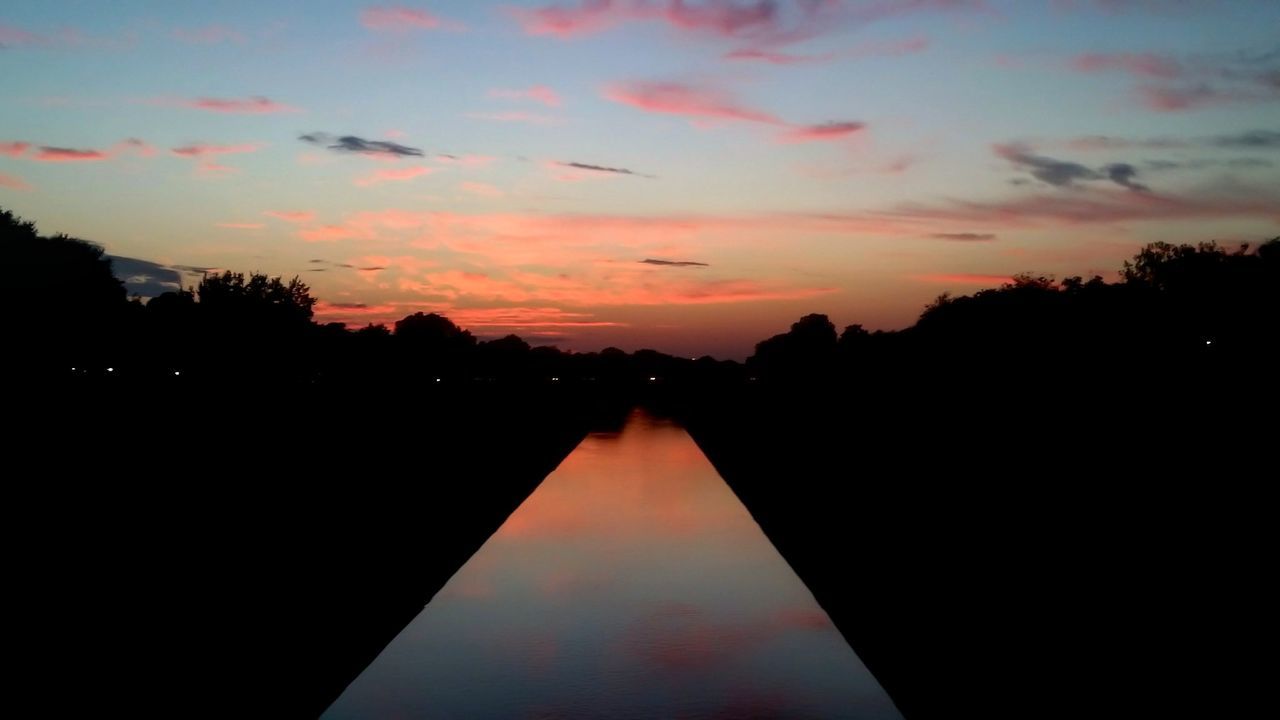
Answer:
[847,34,931,59]
[355,165,434,186]
[603,81,783,125]
[661,0,780,37]
[216,222,266,230]
[171,143,262,158]
[509,0,629,37]
[0,142,31,157]
[0,24,138,50]
[724,35,929,64]
[489,85,563,107]
[172,25,245,44]
[0,24,44,46]
[511,0,852,44]
[360,5,463,31]
[779,121,866,143]
[513,1,974,46]
[1138,83,1235,111]
[0,172,32,191]
[466,111,560,124]
[178,96,300,114]
[723,47,834,65]
[33,147,109,162]
[264,210,316,223]
[1071,52,1182,79]
[460,181,504,197]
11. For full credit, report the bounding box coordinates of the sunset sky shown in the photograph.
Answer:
[2,1,1278,357]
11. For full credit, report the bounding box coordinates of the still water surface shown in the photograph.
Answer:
[322,411,902,719]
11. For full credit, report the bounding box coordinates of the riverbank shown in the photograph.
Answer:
[10,381,632,718]
[675,380,1269,719]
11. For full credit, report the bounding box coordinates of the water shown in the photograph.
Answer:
[322,410,902,719]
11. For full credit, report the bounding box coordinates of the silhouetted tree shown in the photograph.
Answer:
[3,208,129,369]
[198,271,315,327]
[355,323,391,339]
[749,313,838,380]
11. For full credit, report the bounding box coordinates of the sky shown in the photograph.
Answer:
[2,1,1278,358]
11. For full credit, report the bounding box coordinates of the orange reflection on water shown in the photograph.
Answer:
[494,419,751,544]
[323,410,902,720]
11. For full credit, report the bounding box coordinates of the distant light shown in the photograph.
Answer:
[174,371,181,377]
[107,367,114,373]
[649,376,657,382]
[551,377,560,382]
[435,377,441,383]
[1205,340,1213,346]
[71,367,76,372]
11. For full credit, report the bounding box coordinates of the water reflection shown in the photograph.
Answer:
[322,410,902,720]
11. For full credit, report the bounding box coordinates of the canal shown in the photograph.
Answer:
[322,410,902,719]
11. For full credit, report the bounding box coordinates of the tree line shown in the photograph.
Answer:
[4,205,1275,386]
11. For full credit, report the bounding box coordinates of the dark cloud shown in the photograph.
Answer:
[327,302,368,309]
[1145,157,1274,171]
[560,161,652,177]
[304,259,386,272]
[995,144,1150,192]
[1068,129,1280,151]
[929,233,997,242]
[300,132,424,157]
[1211,130,1280,149]
[996,144,1102,186]
[109,256,184,298]
[171,264,219,274]
[1227,157,1275,168]
[641,258,709,267]
[1103,163,1150,192]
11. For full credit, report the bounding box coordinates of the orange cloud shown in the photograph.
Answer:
[460,181,503,197]
[0,172,32,191]
[171,143,262,158]
[216,222,265,230]
[779,121,866,143]
[467,111,560,124]
[911,273,1015,286]
[1072,52,1182,79]
[489,84,562,107]
[1,142,30,157]
[264,210,317,223]
[299,224,375,242]
[179,96,300,114]
[197,162,238,175]
[355,165,433,186]
[33,147,109,162]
